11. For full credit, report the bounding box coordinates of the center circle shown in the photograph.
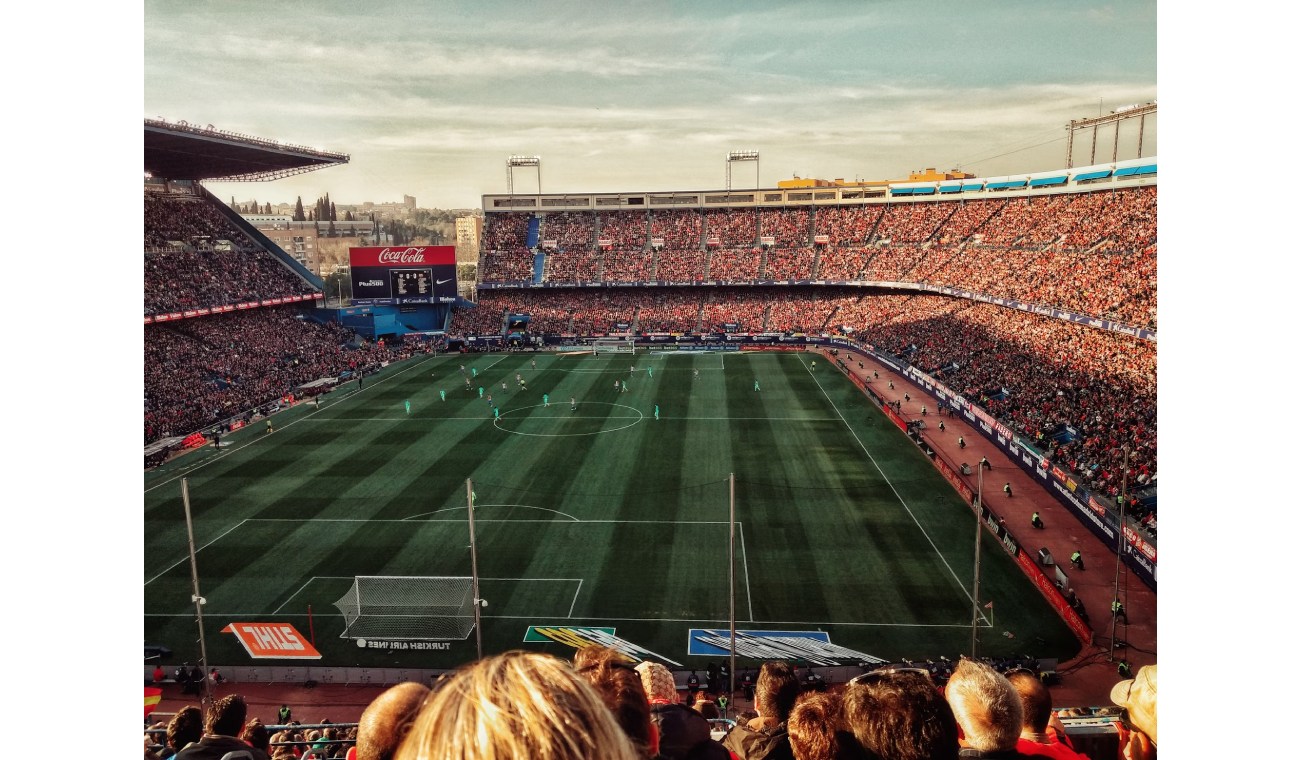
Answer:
[493,402,645,437]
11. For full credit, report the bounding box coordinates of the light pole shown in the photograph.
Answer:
[970,467,984,657]
[507,155,542,196]
[726,150,760,191]
[466,478,484,660]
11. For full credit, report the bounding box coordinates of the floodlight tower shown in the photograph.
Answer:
[726,150,760,190]
[1064,102,1157,168]
[507,155,542,195]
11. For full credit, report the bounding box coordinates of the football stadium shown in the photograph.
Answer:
[143,112,1156,757]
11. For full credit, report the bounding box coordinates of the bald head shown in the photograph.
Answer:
[357,682,430,760]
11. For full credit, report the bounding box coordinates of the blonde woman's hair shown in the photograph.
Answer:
[394,651,641,760]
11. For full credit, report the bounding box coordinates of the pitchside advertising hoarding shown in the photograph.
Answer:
[349,246,456,305]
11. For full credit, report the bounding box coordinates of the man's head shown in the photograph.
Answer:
[1005,669,1051,736]
[166,705,203,750]
[843,669,958,760]
[944,659,1022,753]
[241,718,271,752]
[574,646,657,759]
[787,691,868,760]
[1111,664,1157,744]
[204,694,248,738]
[755,661,801,722]
[356,682,430,760]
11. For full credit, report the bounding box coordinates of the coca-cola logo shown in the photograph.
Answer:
[377,247,428,264]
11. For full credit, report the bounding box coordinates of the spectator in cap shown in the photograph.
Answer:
[1110,664,1156,760]
[635,660,729,760]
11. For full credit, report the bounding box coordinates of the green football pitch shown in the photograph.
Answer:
[143,349,1079,668]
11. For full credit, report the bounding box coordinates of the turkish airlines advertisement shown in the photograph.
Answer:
[349,246,457,304]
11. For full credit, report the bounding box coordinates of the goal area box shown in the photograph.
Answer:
[592,339,636,355]
[333,576,475,641]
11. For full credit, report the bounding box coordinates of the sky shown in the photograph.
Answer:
[145,0,1157,209]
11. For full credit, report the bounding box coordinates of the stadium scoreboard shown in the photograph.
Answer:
[349,246,457,305]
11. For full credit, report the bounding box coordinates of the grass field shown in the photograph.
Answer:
[143,349,1079,669]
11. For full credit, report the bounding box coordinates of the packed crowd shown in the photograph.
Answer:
[477,187,1157,328]
[651,209,704,250]
[603,248,657,282]
[541,211,595,249]
[145,192,315,315]
[637,290,706,333]
[874,201,954,244]
[598,210,650,247]
[757,208,812,247]
[812,205,885,246]
[147,653,1158,760]
[706,248,762,281]
[145,308,431,444]
[655,249,707,282]
[813,247,872,281]
[703,208,759,247]
[543,248,603,282]
[762,248,817,281]
[853,295,1156,496]
[479,214,534,281]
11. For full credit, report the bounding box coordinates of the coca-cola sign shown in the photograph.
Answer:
[349,245,455,268]
[378,247,429,264]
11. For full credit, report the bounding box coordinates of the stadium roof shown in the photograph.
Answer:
[144,118,349,182]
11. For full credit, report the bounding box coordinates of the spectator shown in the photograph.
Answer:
[176,693,269,760]
[241,719,272,757]
[165,706,204,758]
[1110,664,1156,760]
[786,691,868,760]
[943,659,1026,758]
[356,682,430,760]
[722,660,800,760]
[1004,670,1087,759]
[635,660,729,760]
[393,650,640,760]
[842,667,958,760]
[573,646,658,759]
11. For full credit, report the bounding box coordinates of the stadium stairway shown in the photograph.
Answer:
[526,215,541,248]
[533,251,546,284]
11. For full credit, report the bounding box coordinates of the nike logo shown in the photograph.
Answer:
[436,278,453,285]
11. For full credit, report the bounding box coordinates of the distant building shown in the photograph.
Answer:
[905,167,975,182]
[777,167,973,189]
[455,215,482,264]
[242,216,376,275]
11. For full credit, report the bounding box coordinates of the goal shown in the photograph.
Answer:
[593,338,636,355]
[332,576,476,640]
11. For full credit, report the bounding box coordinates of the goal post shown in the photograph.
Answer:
[592,338,636,355]
[333,576,476,640]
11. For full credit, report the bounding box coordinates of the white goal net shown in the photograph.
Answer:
[593,339,636,355]
[333,576,476,640]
